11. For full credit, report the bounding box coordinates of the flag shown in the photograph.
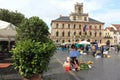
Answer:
[83,25,87,32]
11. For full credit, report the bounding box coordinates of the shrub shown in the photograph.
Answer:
[11,39,56,78]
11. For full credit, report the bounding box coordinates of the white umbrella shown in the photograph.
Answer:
[79,40,90,44]
[0,20,17,51]
[61,42,72,45]
[0,20,16,40]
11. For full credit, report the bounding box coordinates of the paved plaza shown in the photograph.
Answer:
[44,49,120,80]
[0,48,120,80]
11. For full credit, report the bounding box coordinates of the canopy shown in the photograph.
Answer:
[79,40,90,45]
[61,42,72,45]
[0,20,17,41]
[0,20,17,51]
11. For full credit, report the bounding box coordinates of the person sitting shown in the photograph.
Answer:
[69,44,81,71]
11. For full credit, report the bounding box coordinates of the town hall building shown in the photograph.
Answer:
[51,2,105,44]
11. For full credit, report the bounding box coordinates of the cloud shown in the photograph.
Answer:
[0,0,119,31]
[91,9,120,27]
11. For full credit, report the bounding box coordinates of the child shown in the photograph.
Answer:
[63,57,71,71]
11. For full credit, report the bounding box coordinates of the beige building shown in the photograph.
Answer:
[104,28,114,45]
[105,24,120,45]
[51,2,105,44]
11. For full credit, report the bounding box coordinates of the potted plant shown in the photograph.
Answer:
[11,39,56,80]
[11,16,56,80]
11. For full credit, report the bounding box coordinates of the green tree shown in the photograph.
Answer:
[0,9,25,26]
[16,16,49,42]
[11,16,56,79]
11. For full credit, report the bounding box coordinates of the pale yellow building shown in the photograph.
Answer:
[105,24,120,45]
[103,28,114,45]
[51,2,105,44]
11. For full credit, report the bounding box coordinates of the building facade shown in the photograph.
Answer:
[106,24,120,45]
[51,2,105,44]
[104,28,114,45]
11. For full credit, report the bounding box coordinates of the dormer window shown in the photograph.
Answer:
[73,16,76,20]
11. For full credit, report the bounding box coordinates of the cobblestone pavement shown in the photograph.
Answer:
[1,48,120,80]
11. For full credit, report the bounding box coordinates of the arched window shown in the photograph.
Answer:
[56,31,59,36]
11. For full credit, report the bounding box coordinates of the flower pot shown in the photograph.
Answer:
[23,74,43,80]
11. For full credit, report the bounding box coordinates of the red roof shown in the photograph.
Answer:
[112,24,120,31]
[106,27,115,31]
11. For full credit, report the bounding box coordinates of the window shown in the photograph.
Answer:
[62,31,64,37]
[95,32,97,37]
[74,24,76,29]
[79,25,81,29]
[79,32,81,35]
[62,40,64,43]
[62,24,64,28]
[68,31,70,37]
[68,40,70,42]
[85,32,87,35]
[90,32,92,36]
[99,32,102,37]
[73,16,76,20]
[90,25,92,29]
[84,17,87,21]
[74,32,76,36]
[95,26,97,30]
[56,23,58,28]
[100,40,102,43]
[68,24,70,29]
[56,31,59,36]
[99,25,101,30]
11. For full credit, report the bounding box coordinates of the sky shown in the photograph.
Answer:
[0,0,120,32]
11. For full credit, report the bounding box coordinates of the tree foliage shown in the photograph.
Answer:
[16,16,49,42]
[12,39,56,78]
[11,16,56,79]
[0,9,25,26]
